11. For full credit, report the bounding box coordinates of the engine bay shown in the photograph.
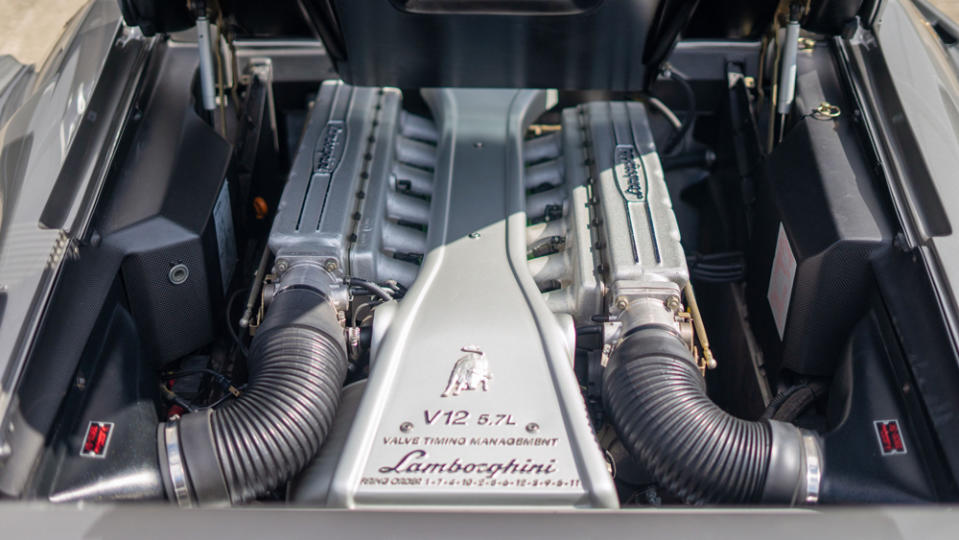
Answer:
[2,0,958,510]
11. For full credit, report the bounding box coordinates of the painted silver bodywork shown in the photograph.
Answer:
[0,0,144,478]
[3,0,959,534]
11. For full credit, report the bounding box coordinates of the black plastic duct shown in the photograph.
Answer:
[603,327,820,504]
[159,286,348,505]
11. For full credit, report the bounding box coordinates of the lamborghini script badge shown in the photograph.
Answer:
[441,346,492,397]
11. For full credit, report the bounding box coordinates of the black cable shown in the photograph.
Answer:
[691,273,746,284]
[773,382,829,422]
[576,325,603,336]
[161,368,233,389]
[161,366,242,412]
[689,252,744,263]
[762,381,829,421]
[661,65,697,155]
[381,279,407,298]
[204,384,247,410]
[687,252,746,283]
[693,267,744,273]
[661,149,716,171]
[159,384,197,413]
[761,385,806,420]
[692,269,744,277]
[345,277,393,302]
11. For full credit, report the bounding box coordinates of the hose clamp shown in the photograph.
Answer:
[801,430,823,504]
[163,419,194,508]
[762,420,822,505]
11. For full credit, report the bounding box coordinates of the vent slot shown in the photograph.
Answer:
[350,105,438,287]
[524,130,573,299]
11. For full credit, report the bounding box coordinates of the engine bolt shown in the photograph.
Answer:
[324,259,339,272]
[275,259,289,273]
[616,297,629,311]
[400,421,414,433]
[665,295,682,312]
[525,423,540,434]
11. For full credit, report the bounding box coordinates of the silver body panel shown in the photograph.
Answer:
[0,0,148,492]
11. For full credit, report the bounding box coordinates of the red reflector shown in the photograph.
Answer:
[83,424,99,453]
[79,421,115,458]
[874,420,907,456]
[877,423,892,453]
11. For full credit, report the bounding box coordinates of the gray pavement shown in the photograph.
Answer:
[0,0,88,66]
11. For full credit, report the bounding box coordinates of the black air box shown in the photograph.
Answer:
[746,51,892,381]
[99,48,235,366]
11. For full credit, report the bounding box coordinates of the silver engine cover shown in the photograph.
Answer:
[283,83,688,509]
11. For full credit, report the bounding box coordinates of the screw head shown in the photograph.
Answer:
[324,258,339,272]
[275,259,289,273]
[400,421,414,433]
[665,295,682,312]
[526,422,540,434]
[615,297,629,311]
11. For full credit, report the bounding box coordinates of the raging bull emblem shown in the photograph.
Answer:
[441,346,491,397]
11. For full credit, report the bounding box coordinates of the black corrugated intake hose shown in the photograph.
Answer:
[160,286,348,505]
[603,327,821,505]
